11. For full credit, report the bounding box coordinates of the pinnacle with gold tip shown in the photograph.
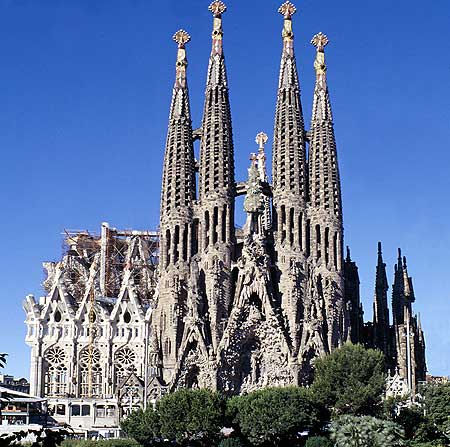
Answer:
[172,29,191,47]
[209,1,227,16]
[278,1,296,18]
[311,32,329,51]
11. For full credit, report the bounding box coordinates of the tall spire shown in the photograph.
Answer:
[373,242,390,354]
[198,1,235,203]
[308,32,342,218]
[160,30,196,266]
[272,1,308,223]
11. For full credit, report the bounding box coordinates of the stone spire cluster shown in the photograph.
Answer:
[23,2,427,430]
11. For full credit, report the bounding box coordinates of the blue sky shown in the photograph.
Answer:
[0,0,449,378]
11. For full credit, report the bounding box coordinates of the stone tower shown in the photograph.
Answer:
[197,1,235,351]
[271,2,308,360]
[155,30,197,380]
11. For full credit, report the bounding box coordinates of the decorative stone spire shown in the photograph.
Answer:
[373,242,390,354]
[256,132,272,232]
[199,1,235,202]
[272,1,307,248]
[160,30,196,266]
[308,33,342,217]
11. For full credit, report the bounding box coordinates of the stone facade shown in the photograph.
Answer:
[23,0,426,431]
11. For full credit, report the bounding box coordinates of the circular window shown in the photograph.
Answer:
[123,311,131,323]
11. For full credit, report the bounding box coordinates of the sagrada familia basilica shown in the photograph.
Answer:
[23,1,426,433]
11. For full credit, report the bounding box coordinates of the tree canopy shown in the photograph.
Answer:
[330,415,405,447]
[227,386,325,447]
[310,343,386,416]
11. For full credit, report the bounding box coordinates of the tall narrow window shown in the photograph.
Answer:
[182,223,188,261]
[173,225,180,263]
[289,208,295,246]
[192,219,199,255]
[213,207,218,244]
[205,211,210,249]
[333,232,338,269]
[325,227,330,265]
[165,229,171,267]
[315,225,321,260]
[281,205,286,243]
[221,205,227,242]
[306,219,311,257]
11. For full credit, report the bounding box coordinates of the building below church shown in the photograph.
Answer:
[23,1,426,432]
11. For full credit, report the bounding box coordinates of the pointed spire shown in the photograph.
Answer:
[160,30,196,221]
[272,1,307,226]
[199,1,235,202]
[346,246,351,262]
[374,242,389,328]
[308,32,342,217]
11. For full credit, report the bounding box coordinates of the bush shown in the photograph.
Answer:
[227,386,325,446]
[156,388,225,446]
[305,436,333,447]
[218,438,247,447]
[311,343,386,416]
[331,415,405,447]
[120,408,161,447]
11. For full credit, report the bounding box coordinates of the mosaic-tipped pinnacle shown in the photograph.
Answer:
[311,32,329,50]
[209,1,227,16]
[172,29,191,47]
[278,1,297,18]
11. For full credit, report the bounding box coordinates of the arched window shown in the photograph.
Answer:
[43,346,68,397]
[79,348,102,398]
[114,347,137,387]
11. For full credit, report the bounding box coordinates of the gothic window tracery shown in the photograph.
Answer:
[114,347,137,386]
[79,348,102,397]
[43,346,68,397]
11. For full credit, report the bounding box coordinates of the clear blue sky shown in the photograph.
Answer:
[1,0,449,378]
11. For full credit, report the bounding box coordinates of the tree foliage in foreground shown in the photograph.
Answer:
[419,382,450,440]
[227,386,325,447]
[311,343,386,416]
[330,415,405,447]
[121,389,225,447]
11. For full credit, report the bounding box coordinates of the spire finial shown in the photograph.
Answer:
[311,32,329,81]
[377,241,382,255]
[173,29,191,48]
[209,1,226,53]
[279,2,296,44]
[255,132,268,152]
[209,1,226,16]
[278,1,296,18]
[346,246,351,262]
[172,30,190,89]
[311,32,329,52]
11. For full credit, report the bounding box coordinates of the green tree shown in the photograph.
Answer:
[156,388,225,446]
[227,386,324,447]
[330,415,405,447]
[310,343,386,416]
[305,436,333,447]
[120,407,162,447]
[420,382,450,441]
